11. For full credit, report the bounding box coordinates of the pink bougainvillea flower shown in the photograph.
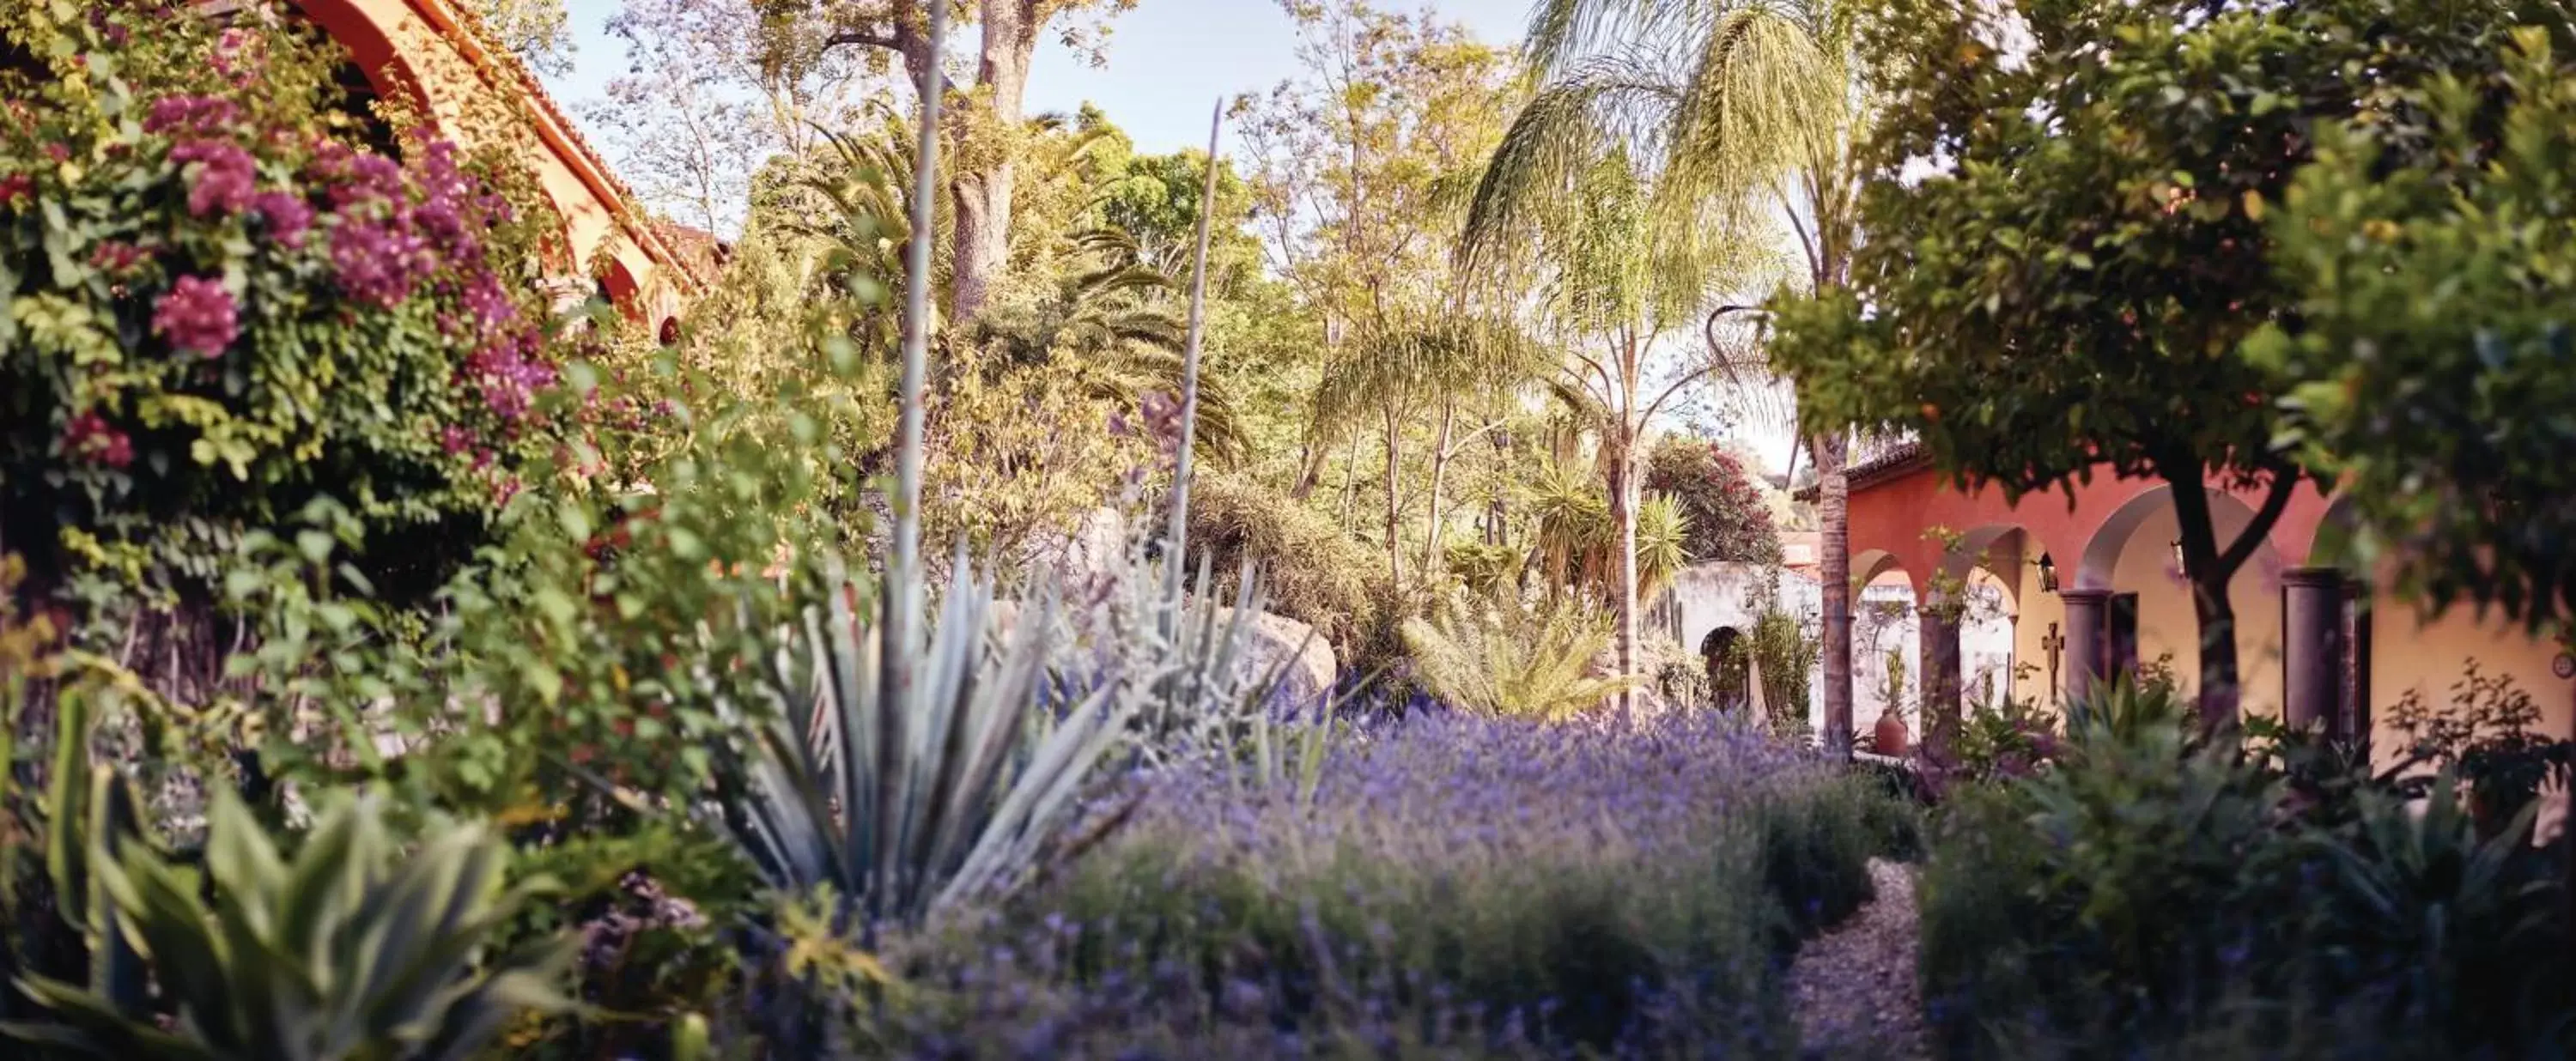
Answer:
[88,240,148,276]
[152,276,239,358]
[62,413,132,470]
[169,140,256,217]
[329,218,433,306]
[250,191,313,247]
[143,95,240,136]
[0,173,30,207]
[210,27,261,84]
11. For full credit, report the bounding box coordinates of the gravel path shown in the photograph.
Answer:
[1787,858,1931,1060]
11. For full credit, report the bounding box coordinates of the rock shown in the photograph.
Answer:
[1213,608,1339,710]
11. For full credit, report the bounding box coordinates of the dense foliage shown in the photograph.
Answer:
[1644,437,1782,566]
[2253,29,2576,632]
[1918,680,2572,1058]
[0,4,570,607]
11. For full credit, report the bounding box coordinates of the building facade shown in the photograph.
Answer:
[1832,444,2571,777]
[280,0,704,330]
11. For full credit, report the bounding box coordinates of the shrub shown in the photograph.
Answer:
[9,791,577,1059]
[1185,470,1376,646]
[1918,678,2573,1058]
[0,3,571,605]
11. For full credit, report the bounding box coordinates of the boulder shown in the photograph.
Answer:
[1214,607,1339,710]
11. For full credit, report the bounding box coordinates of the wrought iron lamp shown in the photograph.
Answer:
[2034,552,2059,593]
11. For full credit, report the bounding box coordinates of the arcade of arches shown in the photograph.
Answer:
[1838,446,2572,779]
[273,0,705,333]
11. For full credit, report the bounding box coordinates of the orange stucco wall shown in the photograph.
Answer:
[292,0,696,324]
[1858,460,2571,839]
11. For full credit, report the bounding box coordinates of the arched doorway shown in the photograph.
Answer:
[1702,626,1747,711]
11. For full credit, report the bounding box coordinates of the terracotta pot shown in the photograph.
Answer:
[1873,712,1912,757]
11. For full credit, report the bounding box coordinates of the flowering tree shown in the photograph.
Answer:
[1643,437,1782,566]
[0,3,570,603]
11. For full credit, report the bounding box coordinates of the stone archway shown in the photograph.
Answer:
[1701,626,1749,711]
[2071,483,2290,712]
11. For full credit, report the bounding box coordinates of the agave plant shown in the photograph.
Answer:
[723,550,1133,930]
[5,792,575,1060]
[2307,767,2560,1028]
[1401,589,1637,720]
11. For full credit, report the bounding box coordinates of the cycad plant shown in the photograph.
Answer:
[5,792,575,1060]
[1401,589,1637,720]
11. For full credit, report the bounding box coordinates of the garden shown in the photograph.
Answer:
[3,0,2576,1058]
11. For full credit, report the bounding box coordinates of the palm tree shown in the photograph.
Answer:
[1461,142,1735,718]
[1308,317,1543,583]
[1472,0,1868,755]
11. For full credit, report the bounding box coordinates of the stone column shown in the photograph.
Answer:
[2282,567,2348,737]
[2060,589,2112,706]
[1919,595,1963,758]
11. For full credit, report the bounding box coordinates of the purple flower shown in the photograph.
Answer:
[152,276,237,358]
[328,218,432,306]
[143,95,240,136]
[169,140,256,217]
[251,191,313,247]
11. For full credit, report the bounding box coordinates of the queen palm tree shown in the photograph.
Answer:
[1461,140,1736,718]
[1467,0,1868,754]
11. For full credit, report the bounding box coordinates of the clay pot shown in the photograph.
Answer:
[1873,711,1912,757]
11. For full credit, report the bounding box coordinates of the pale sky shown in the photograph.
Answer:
[545,0,1539,155]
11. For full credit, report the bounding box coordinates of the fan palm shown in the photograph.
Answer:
[1468,0,1870,755]
[781,110,1247,464]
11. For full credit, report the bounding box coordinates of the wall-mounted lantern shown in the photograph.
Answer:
[2034,552,2059,593]
[2171,538,2189,575]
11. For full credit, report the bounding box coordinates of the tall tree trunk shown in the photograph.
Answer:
[1340,431,1360,529]
[1612,430,1638,719]
[1382,403,1403,584]
[945,0,1036,324]
[1423,401,1455,578]
[1815,433,1853,758]
[1289,440,1326,500]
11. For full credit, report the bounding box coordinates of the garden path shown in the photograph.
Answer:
[1787,858,1930,1060]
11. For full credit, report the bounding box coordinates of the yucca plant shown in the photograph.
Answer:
[1401,589,1637,720]
[4,791,575,1060]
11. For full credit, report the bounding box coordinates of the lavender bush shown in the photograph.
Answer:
[872,710,1888,1058]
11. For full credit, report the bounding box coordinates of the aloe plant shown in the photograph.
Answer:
[5,791,576,1060]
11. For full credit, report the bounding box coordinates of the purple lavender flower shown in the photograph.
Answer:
[152,276,237,358]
